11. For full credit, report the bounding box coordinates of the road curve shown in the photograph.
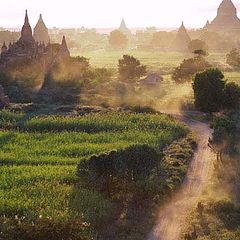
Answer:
[148,116,215,240]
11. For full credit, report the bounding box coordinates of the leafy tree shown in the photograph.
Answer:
[118,55,147,82]
[77,145,160,196]
[150,31,174,50]
[192,68,225,113]
[223,82,240,110]
[109,30,128,50]
[226,48,240,70]
[172,57,211,83]
[188,39,208,54]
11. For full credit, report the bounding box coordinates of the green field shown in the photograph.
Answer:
[72,50,225,70]
[0,110,190,238]
[72,50,240,84]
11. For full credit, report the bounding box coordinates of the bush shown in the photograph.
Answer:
[118,55,147,82]
[193,68,225,113]
[226,48,240,70]
[223,82,240,110]
[188,39,208,54]
[172,57,211,83]
[109,30,128,50]
[0,217,91,240]
[77,145,161,198]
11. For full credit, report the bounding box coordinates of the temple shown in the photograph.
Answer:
[206,0,240,33]
[0,10,70,68]
[33,14,50,44]
[119,19,132,36]
[171,22,191,52]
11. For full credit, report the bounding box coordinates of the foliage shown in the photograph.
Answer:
[118,55,147,82]
[0,111,193,240]
[193,69,240,113]
[172,56,211,83]
[109,30,128,50]
[226,48,240,70]
[192,68,225,113]
[78,144,160,184]
[0,217,91,240]
[150,31,174,50]
[188,39,208,54]
[223,82,240,110]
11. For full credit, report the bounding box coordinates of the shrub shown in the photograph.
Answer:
[226,48,240,70]
[223,82,240,110]
[172,57,211,83]
[192,68,225,113]
[118,55,147,82]
[0,217,91,240]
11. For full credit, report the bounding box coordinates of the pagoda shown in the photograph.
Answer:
[33,14,50,44]
[119,19,132,36]
[206,0,240,33]
[171,22,191,52]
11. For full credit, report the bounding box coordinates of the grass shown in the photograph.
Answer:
[0,110,189,235]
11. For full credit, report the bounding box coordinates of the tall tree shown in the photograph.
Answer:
[193,68,226,113]
[109,30,128,50]
[118,55,147,82]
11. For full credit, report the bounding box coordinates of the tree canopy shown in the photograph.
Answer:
[172,56,211,83]
[193,68,226,113]
[118,55,147,82]
[109,30,128,50]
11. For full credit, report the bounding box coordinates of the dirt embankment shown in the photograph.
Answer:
[148,116,215,240]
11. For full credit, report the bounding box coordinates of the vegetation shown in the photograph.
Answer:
[193,69,240,113]
[172,56,211,83]
[184,113,240,239]
[118,55,147,82]
[0,109,194,239]
[226,48,240,70]
[193,69,225,113]
[188,39,208,54]
[109,30,128,50]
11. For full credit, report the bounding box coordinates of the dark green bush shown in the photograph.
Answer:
[0,217,91,240]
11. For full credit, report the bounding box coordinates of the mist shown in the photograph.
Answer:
[0,0,226,28]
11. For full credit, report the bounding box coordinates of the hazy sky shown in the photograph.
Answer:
[0,0,239,29]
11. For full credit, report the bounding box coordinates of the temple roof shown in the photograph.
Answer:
[119,18,131,35]
[60,36,70,57]
[218,0,237,16]
[171,22,191,52]
[34,14,50,43]
[208,0,240,32]
[20,10,34,43]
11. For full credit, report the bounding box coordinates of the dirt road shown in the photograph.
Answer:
[148,116,215,240]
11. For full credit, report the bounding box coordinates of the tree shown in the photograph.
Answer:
[192,69,226,113]
[150,31,174,50]
[223,82,240,110]
[172,57,211,83]
[188,39,208,54]
[226,48,240,70]
[118,55,147,82]
[109,30,128,50]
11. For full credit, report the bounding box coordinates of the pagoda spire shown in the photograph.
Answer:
[33,13,50,44]
[20,10,34,43]
[24,10,29,24]
[60,36,70,57]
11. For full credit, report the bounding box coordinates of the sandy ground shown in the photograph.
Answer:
[148,116,215,240]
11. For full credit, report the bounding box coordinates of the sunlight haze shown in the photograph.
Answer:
[0,0,238,28]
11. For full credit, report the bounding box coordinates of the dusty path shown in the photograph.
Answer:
[148,116,215,240]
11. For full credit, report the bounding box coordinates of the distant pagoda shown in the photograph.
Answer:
[206,0,240,33]
[19,10,35,43]
[119,18,132,36]
[33,14,50,44]
[171,22,191,52]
